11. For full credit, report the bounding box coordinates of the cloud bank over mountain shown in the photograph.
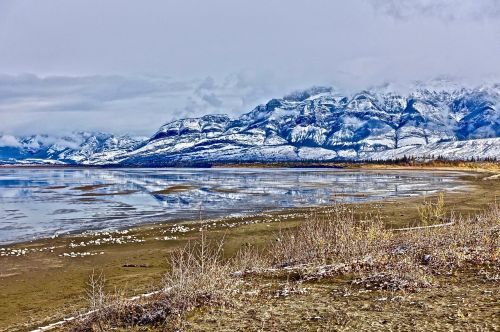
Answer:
[0,1,499,136]
[0,72,287,136]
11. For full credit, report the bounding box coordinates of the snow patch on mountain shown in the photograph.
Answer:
[367,138,500,161]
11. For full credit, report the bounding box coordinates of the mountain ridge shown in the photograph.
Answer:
[1,83,499,165]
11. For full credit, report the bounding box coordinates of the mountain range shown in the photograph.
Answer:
[1,83,499,165]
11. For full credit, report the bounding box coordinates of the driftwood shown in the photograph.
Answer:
[392,222,454,232]
[30,290,163,332]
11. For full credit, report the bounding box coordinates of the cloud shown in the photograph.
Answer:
[29,134,85,149]
[1,70,498,137]
[1,2,499,136]
[0,73,288,136]
[0,134,21,147]
[196,76,216,91]
[368,0,500,20]
[0,2,499,93]
[201,93,223,108]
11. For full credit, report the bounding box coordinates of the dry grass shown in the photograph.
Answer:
[269,206,390,267]
[71,200,499,330]
[71,232,240,331]
[162,232,240,312]
[401,201,499,272]
[264,201,498,290]
[417,192,446,225]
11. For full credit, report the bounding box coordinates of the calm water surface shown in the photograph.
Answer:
[0,168,469,244]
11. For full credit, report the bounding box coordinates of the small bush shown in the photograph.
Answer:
[162,232,240,312]
[270,205,390,267]
[417,192,446,225]
[72,232,239,331]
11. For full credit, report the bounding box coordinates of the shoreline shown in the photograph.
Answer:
[1,160,498,170]
[0,168,499,331]
[0,167,481,248]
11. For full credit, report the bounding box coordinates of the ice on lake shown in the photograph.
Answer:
[0,168,469,244]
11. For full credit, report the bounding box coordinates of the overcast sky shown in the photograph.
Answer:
[1,0,499,136]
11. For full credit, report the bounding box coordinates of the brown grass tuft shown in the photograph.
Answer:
[162,231,240,312]
[270,205,390,267]
[417,192,447,225]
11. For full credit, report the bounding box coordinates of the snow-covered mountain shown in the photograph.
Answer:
[1,83,499,165]
[0,132,146,165]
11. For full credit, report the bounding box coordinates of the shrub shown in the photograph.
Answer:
[270,205,390,267]
[72,232,239,331]
[417,192,446,225]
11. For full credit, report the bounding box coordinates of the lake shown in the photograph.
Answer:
[0,168,469,245]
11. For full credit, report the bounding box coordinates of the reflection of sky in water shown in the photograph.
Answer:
[0,168,468,244]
